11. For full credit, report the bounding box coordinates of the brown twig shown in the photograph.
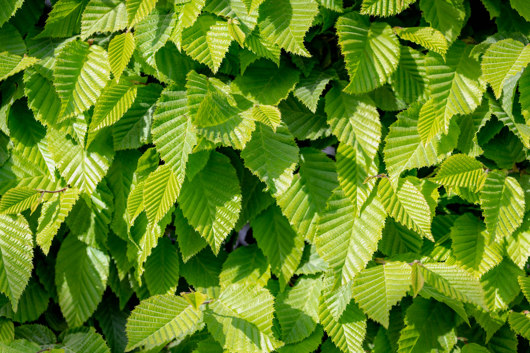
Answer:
[35,187,69,194]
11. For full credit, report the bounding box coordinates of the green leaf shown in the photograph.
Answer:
[0,0,24,27]
[397,298,457,353]
[258,0,318,57]
[169,0,206,50]
[0,24,26,56]
[194,92,255,150]
[252,205,304,292]
[276,325,324,353]
[421,41,485,143]
[276,275,323,344]
[56,235,109,327]
[378,177,433,241]
[35,0,89,39]
[316,189,386,287]
[293,67,335,113]
[0,215,33,312]
[205,283,283,353]
[450,214,503,278]
[241,122,299,196]
[233,59,301,106]
[0,53,38,82]
[182,14,232,74]
[419,0,465,43]
[336,12,400,94]
[134,9,176,66]
[480,170,525,242]
[480,258,523,312]
[251,104,281,131]
[108,32,135,83]
[379,219,423,256]
[508,311,530,341]
[353,262,411,328]
[506,213,530,269]
[94,295,129,353]
[205,0,259,37]
[0,187,39,214]
[394,27,448,57]
[152,84,196,186]
[143,165,180,224]
[36,188,80,254]
[360,0,416,16]
[127,0,157,27]
[391,46,427,104]
[81,0,127,39]
[89,79,137,132]
[279,95,330,140]
[325,81,380,161]
[48,128,115,195]
[178,151,241,254]
[53,41,110,120]
[180,246,225,290]
[144,237,180,296]
[125,294,202,350]
[219,244,270,289]
[456,99,491,157]
[276,147,339,242]
[336,140,378,217]
[482,39,530,99]
[318,297,367,353]
[431,154,485,188]
[383,102,440,185]
[173,206,208,263]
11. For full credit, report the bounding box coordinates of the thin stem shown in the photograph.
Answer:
[35,187,69,194]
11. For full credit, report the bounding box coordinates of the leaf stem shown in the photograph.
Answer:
[35,187,69,194]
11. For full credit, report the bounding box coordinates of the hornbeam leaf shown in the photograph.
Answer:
[241,122,299,196]
[506,213,530,269]
[134,9,176,66]
[378,177,433,241]
[0,187,39,214]
[182,14,232,74]
[397,297,457,353]
[450,214,503,278]
[509,311,530,340]
[391,46,427,104]
[276,275,323,344]
[108,32,135,83]
[361,0,417,16]
[127,0,157,27]
[36,0,90,39]
[252,205,304,292]
[125,294,202,350]
[36,188,80,254]
[480,170,525,242]
[0,53,38,81]
[0,215,33,312]
[80,0,127,39]
[251,105,282,131]
[336,11,400,94]
[144,237,180,296]
[395,27,448,57]
[258,0,318,57]
[232,59,301,106]
[0,0,24,27]
[276,325,324,353]
[219,244,270,289]
[420,0,465,43]
[205,283,283,353]
[173,206,208,263]
[53,41,111,120]
[293,66,335,113]
[316,189,386,287]
[480,258,523,312]
[336,140,378,217]
[482,38,530,99]
[143,165,180,224]
[518,276,530,303]
[431,154,485,188]
[178,151,242,254]
[56,235,109,327]
[89,79,137,132]
[352,262,411,328]
[204,0,259,37]
[325,81,381,162]
[48,128,115,195]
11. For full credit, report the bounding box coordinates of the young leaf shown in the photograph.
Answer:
[89,79,137,132]
[420,0,465,43]
[108,32,135,83]
[394,27,448,57]
[81,0,127,39]
[0,187,40,214]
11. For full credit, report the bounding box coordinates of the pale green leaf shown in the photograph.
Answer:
[336,12,400,94]
[505,213,530,269]
[90,79,137,132]
[56,234,109,327]
[35,0,89,39]
[127,0,157,27]
[205,283,283,353]
[108,32,135,83]
[134,9,176,66]
[353,262,411,328]
[53,41,110,120]
[125,294,202,351]
[143,165,179,224]
[258,0,318,57]
[395,26,448,57]
[178,151,242,254]
[81,0,127,39]
[361,0,417,16]
[316,189,386,287]
[480,170,525,242]
[431,154,485,188]
[391,47,427,104]
[241,122,299,196]
[219,244,270,289]
[251,105,281,131]
[480,258,523,312]
[0,53,37,82]
[0,187,39,214]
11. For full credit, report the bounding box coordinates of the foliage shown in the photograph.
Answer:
[2,0,530,352]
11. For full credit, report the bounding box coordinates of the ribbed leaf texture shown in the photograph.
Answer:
[125,294,202,350]
[205,283,283,353]
[144,237,180,296]
[480,258,523,312]
[81,0,127,39]
[419,0,465,43]
[219,244,270,289]
[395,26,448,57]
[127,0,156,27]
[0,187,39,214]
[480,170,525,242]
[336,12,400,94]
[431,154,485,188]
[361,0,416,16]
[89,79,137,132]
[508,311,530,340]
[506,213,530,269]
[108,32,135,83]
